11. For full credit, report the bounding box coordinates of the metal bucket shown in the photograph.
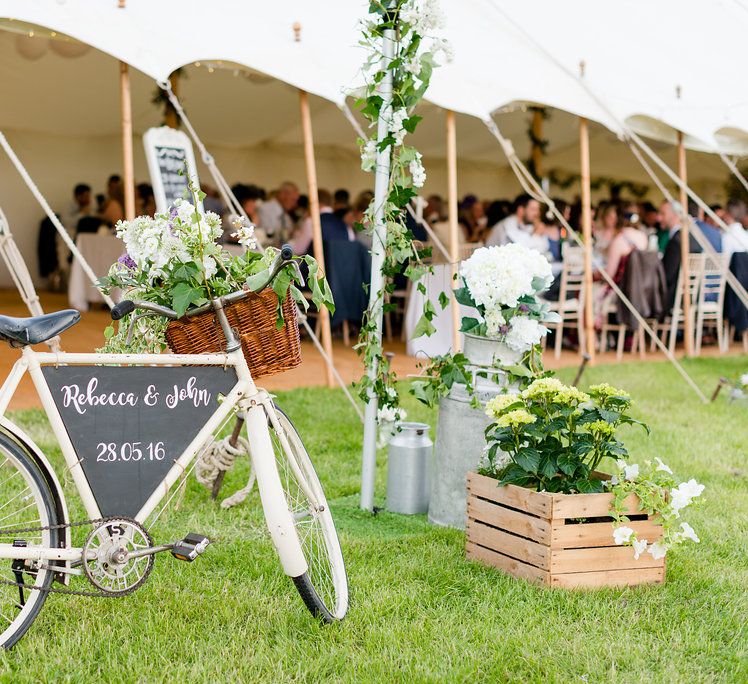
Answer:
[429,336,516,529]
[386,422,432,515]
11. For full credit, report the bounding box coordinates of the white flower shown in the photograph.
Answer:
[400,0,446,34]
[231,217,258,249]
[632,538,648,559]
[655,457,673,474]
[677,522,700,543]
[484,307,506,337]
[741,373,748,387]
[404,55,422,77]
[647,541,667,560]
[377,405,407,448]
[388,108,409,146]
[431,37,454,64]
[201,255,217,280]
[360,138,377,172]
[460,244,553,310]
[670,478,705,516]
[409,152,427,188]
[613,526,634,545]
[623,463,640,482]
[504,316,547,352]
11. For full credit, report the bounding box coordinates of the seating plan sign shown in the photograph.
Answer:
[143,126,203,213]
[42,366,237,517]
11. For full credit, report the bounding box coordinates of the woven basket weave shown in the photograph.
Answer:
[165,289,301,379]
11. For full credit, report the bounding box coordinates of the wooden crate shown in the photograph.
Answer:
[465,472,665,588]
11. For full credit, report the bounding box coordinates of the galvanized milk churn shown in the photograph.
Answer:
[386,422,432,514]
[428,334,519,529]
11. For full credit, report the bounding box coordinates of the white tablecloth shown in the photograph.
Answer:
[405,263,468,358]
[68,233,124,311]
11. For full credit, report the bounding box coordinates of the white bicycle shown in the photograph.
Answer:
[0,247,348,648]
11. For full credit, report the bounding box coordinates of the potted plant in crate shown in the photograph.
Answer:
[466,379,703,587]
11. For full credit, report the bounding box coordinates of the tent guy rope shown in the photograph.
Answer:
[483,116,708,404]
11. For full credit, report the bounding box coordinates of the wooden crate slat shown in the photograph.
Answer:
[551,519,663,549]
[467,519,550,570]
[551,491,641,519]
[467,496,551,545]
[467,472,552,518]
[551,545,665,573]
[550,566,665,588]
[466,541,548,584]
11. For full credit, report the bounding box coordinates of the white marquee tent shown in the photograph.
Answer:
[0,0,746,287]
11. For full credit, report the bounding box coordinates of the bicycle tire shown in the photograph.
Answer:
[0,433,60,649]
[267,407,348,622]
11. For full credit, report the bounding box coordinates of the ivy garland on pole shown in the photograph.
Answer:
[354,0,452,437]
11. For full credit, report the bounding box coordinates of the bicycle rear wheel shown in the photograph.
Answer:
[267,407,348,622]
[0,434,59,648]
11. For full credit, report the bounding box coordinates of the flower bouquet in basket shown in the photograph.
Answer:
[465,379,704,587]
[99,184,333,375]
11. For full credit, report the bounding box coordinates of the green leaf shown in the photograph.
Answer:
[557,454,578,477]
[453,286,475,307]
[514,448,541,474]
[412,312,436,338]
[459,316,482,334]
[438,291,450,310]
[575,479,604,494]
[501,363,533,378]
[171,282,203,318]
[538,454,558,479]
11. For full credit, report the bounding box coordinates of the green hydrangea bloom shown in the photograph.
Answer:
[496,409,537,428]
[484,394,523,418]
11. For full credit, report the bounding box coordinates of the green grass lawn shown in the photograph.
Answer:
[1,356,747,682]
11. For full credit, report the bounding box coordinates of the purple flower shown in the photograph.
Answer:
[518,304,530,313]
[499,324,509,335]
[169,206,179,219]
[117,253,137,270]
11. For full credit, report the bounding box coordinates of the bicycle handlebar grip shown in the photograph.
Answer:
[280,244,293,261]
[110,300,136,321]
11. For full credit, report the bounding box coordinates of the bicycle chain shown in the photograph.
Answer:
[0,517,150,598]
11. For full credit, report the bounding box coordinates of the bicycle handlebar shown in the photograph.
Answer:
[111,243,297,321]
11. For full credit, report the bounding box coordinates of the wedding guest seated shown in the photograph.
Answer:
[136,182,156,217]
[593,201,619,256]
[100,174,125,227]
[333,188,350,211]
[257,181,299,246]
[290,189,349,255]
[425,194,445,224]
[486,198,512,230]
[458,195,487,242]
[660,200,702,311]
[722,199,748,261]
[485,194,547,255]
[65,183,93,231]
[352,191,374,250]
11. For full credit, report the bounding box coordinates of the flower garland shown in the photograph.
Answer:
[355,0,452,436]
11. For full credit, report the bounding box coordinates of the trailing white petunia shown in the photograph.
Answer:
[613,526,634,545]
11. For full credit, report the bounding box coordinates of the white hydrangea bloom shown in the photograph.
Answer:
[504,316,547,352]
[613,526,634,545]
[460,244,552,310]
[484,307,506,337]
[389,108,409,146]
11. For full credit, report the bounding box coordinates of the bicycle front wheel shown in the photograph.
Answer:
[267,407,348,622]
[0,433,60,649]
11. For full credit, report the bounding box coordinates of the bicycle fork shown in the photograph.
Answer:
[242,397,308,578]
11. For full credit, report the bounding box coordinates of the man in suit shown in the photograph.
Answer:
[291,188,350,254]
[660,200,702,312]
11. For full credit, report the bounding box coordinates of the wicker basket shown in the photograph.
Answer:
[165,289,301,378]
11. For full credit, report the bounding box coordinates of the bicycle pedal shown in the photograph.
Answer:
[171,533,211,562]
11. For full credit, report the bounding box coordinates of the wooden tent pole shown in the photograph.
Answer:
[118,0,135,220]
[677,130,693,357]
[579,117,595,361]
[446,110,461,352]
[531,107,544,178]
[299,88,335,387]
[165,70,180,129]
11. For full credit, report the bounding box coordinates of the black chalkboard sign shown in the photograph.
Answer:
[42,366,237,518]
[143,126,202,214]
[155,145,190,207]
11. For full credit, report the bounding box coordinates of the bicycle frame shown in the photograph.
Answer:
[0,342,314,578]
